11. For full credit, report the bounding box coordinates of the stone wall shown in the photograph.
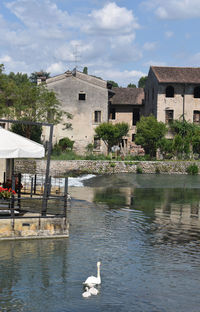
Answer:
[15,159,200,176]
[0,217,69,240]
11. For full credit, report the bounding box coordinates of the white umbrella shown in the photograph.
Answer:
[0,127,45,158]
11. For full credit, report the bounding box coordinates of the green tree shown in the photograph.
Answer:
[0,64,16,117]
[135,115,167,157]
[159,138,173,159]
[95,122,129,152]
[11,123,42,143]
[8,72,29,86]
[169,119,200,158]
[138,76,148,88]
[0,65,72,139]
[127,83,136,88]
[107,80,119,88]
[83,67,88,74]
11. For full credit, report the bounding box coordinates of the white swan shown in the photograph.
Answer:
[88,286,99,295]
[83,261,101,287]
[82,287,91,298]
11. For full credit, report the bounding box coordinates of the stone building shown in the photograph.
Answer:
[109,87,145,154]
[145,66,200,125]
[43,69,111,154]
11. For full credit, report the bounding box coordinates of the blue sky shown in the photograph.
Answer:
[1,0,200,86]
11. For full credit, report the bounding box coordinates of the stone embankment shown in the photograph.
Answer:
[15,159,200,176]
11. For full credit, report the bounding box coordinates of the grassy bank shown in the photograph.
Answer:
[51,150,152,161]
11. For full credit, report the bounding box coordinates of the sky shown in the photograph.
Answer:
[1,0,200,86]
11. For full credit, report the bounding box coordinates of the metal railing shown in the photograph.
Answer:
[0,172,69,220]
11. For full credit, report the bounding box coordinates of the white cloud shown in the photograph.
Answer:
[143,42,157,51]
[1,0,142,82]
[0,55,12,63]
[142,0,200,19]
[93,69,146,86]
[143,60,167,67]
[6,0,75,31]
[165,31,174,38]
[0,54,28,72]
[83,2,139,35]
[46,62,66,75]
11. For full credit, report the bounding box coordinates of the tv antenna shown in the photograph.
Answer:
[73,44,81,70]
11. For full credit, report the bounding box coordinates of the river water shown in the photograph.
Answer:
[1,173,200,312]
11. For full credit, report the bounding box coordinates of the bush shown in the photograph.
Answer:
[52,143,62,156]
[186,163,199,175]
[86,143,94,153]
[58,137,74,151]
[136,166,143,174]
[155,166,160,174]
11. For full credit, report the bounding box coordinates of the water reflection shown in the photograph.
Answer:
[1,174,200,311]
[0,240,68,311]
[82,175,200,245]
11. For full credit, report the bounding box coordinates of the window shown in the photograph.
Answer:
[165,110,174,124]
[79,92,86,100]
[166,86,174,98]
[94,137,101,149]
[193,111,200,124]
[194,86,200,98]
[132,134,135,142]
[109,107,116,120]
[121,139,127,148]
[132,108,140,126]
[0,123,5,128]
[94,111,101,123]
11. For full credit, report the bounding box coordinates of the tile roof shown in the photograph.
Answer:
[111,88,144,105]
[151,66,200,84]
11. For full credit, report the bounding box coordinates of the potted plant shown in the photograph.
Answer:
[0,187,16,200]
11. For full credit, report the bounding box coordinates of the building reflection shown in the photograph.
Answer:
[87,185,200,244]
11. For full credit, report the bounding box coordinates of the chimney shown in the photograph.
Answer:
[36,72,47,85]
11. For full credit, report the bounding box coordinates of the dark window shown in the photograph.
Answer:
[194,86,200,98]
[94,137,101,149]
[165,110,174,124]
[132,134,135,142]
[166,86,174,98]
[94,111,101,123]
[132,108,140,126]
[79,93,86,100]
[121,139,127,148]
[193,111,200,124]
[0,123,5,128]
[109,107,116,120]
